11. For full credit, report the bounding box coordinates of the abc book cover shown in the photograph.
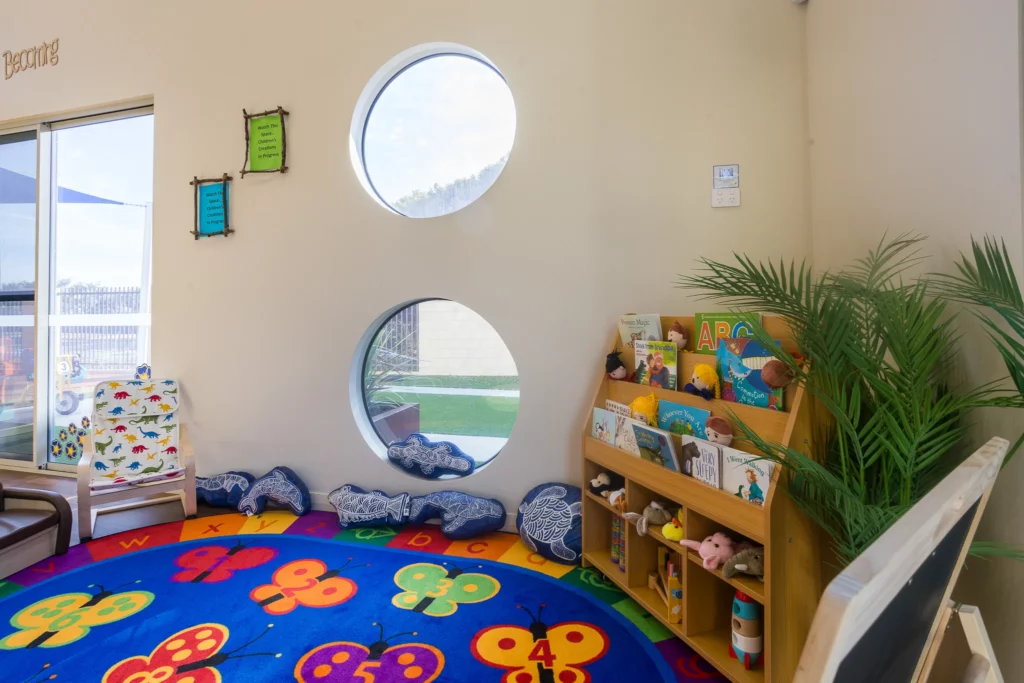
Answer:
[694,312,761,354]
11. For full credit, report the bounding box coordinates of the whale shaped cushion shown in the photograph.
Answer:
[386,433,475,479]
[237,466,311,516]
[408,491,506,540]
[196,471,255,508]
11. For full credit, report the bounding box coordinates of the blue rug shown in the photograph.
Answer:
[2,534,676,682]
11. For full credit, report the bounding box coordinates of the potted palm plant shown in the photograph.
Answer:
[363,319,420,443]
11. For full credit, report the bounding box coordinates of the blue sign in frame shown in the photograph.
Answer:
[190,174,234,239]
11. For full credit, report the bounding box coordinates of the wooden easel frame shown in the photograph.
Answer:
[793,437,1008,683]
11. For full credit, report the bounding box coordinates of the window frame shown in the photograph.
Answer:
[0,101,153,471]
[349,43,513,217]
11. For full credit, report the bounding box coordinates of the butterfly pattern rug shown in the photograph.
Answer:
[0,511,726,682]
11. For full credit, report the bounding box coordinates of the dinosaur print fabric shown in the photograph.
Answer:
[89,379,183,491]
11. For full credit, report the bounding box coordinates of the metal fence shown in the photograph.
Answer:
[0,287,144,373]
[379,304,420,372]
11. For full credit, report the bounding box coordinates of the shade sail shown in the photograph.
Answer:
[0,167,124,205]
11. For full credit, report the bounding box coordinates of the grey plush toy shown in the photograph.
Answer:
[623,501,673,536]
[722,546,765,582]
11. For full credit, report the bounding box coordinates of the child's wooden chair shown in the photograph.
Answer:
[76,378,196,541]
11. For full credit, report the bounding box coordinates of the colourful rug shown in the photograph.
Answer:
[0,511,726,682]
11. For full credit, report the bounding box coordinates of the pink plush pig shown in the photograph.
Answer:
[680,532,742,570]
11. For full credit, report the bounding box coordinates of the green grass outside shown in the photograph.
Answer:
[377,391,518,437]
[399,375,520,390]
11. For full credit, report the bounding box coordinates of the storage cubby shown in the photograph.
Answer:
[581,315,824,683]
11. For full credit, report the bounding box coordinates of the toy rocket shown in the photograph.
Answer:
[730,590,762,670]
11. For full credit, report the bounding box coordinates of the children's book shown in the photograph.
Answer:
[631,423,680,472]
[606,400,641,456]
[657,400,711,440]
[717,337,785,410]
[591,407,617,445]
[722,447,775,506]
[618,314,662,350]
[694,312,761,354]
[634,340,677,390]
[680,435,721,487]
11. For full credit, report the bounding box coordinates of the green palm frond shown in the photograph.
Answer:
[679,234,1022,565]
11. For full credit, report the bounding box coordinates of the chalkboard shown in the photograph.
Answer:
[833,500,980,683]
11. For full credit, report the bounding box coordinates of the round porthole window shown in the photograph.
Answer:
[354,300,519,479]
[351,45,516,218]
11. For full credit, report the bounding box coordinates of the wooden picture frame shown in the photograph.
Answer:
[793,436,1008,683]
[241,106,289,177]
[189,174,233,240]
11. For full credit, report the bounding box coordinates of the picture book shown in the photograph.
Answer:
[680,435,721,488]
[606,400,641,456]
[591,407,617,445]
[694,312,761,354]
[717,337,786,410]
[618,314,662,350]
[634,340,677,390]
[631,423,680,472]
[722,447,775,506]
[657,399,711,439]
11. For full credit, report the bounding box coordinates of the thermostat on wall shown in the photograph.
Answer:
[712,164,740,208]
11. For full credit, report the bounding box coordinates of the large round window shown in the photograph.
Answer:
[358,300,519,478]
[353,46,516,218]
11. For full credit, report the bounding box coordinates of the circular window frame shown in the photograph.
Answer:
[349,43,514,218]
[350,298,518,478]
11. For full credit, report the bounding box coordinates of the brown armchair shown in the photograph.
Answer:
[0,483,73,579]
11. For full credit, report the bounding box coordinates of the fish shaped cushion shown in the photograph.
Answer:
[386,434,475,479]
[237,467,311,516]
[408,491,506,540]
[196,471,256,508]
[328,484,409,529]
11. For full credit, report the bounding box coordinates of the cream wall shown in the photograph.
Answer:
[0,1,809,515]
[805,0,1024,677]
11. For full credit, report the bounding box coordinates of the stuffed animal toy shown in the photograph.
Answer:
[680,531,744,570]
[588,471,624,498]
[667,321,688,351]
[761,358,794,389]
[607,488,627,513]
[723,546,765,582]
[605,352,628,380]
[629,392,659,426]
[661,516,685,541]
[623,501,673,536]
[705,416,734,446]
[683,364,720,401]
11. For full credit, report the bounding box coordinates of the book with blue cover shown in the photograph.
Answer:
[591,407,617,445]
[657,399,711,439]
[717,337,786,410]
[631,423,680,472]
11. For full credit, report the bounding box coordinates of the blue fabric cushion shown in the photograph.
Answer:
[237,466,311,516]
[327,484,409,528]
[408,491,506,540]
[386,433,475,479]
[516,483,583,565]
[196,471,255,508]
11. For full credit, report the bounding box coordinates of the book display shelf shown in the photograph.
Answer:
[581,315,824,683]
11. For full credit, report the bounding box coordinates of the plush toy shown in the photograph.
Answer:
[607,488,627,513]
[705,416,734,446]
[605,352,628,380]
[517,483,583,564]
[661,516,685,541]
[723,546,765,582]
[680,531,744,570]
[328,484,410,528]
[731,590,763,669]
[589,472,624,499]
[237,467,311,516]
[683,364,720,401]
[196,471,255,508]
[667,321,688,351]
[761,358,794,389]
[629,392,659,426]
[623,501,673,536]
[408,491,506,540]
[387,433,475,479]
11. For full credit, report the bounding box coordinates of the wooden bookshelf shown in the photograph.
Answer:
[581,315,823,683]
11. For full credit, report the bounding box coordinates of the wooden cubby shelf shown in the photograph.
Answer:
[581,315,824,683]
